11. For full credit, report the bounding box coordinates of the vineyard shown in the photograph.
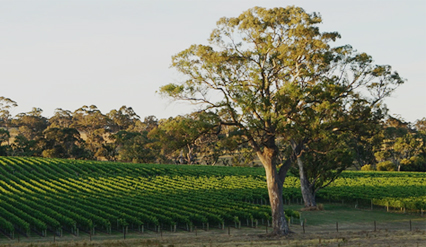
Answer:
[0,157,425,240]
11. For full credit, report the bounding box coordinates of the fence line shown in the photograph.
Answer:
[289,219,426,234]
[1,218,424,245]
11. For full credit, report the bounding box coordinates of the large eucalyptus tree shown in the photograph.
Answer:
[159,6,403,235]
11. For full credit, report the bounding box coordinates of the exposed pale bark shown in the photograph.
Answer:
[186,144,194,164]
[257,147,290,235]
[296,157,317,207]
[291,140,316,208]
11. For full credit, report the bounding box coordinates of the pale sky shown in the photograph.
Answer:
[1,0,425,123]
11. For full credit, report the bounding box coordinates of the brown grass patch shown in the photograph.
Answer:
[300,204,324,211]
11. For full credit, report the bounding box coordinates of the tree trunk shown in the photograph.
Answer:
[187,144,194,164]
[296,157,317,208]
[258,149,290,235]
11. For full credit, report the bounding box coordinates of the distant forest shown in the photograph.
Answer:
[0,96,425,171]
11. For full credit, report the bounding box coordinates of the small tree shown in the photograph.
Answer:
[109,131,156,163]
[290,130,355,207]
[41,127,87,159]
[107,106,140,132]
[49,108,73,128]
[71,105,110,160]
[376,161,396,171]
[0,129,10,155]
[148,112,218,164]
[12,108,49,156]
[375,117,424,171]
[0,97,18,135]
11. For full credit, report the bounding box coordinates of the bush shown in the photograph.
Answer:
[376,161,395,171]
[400,156,426,172]
[361,164,374,171]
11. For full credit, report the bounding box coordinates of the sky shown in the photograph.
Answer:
[1,0,425,123]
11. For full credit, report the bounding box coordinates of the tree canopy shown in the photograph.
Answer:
[159,6,404,234]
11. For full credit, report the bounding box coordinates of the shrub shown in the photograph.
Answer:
[400,156,426,172]
[376,161,395,171]
[361,164,374,171]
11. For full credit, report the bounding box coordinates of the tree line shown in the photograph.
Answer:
[0,98,239,164]
[0,96,424,172]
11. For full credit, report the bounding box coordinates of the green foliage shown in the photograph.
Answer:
[148,112,219,164]
[49,108,73,128]
[376,161,396,171]
[107,106,140,132]
[0,96,18,131]
[0,129,10,156]
[14,107,48,140]
[319,171,426,210]
[0,157,275,233]
[113,131,157,163]
[71,105,110,159]
[0,157,426,239]
[11,134,39,156]
[374,116,425,171]
[360,164,374,171]
[0,156,424,238]
[400,156,426,171]
[0,128,10,143]
[159,6,404,215]
[41,127,87,159]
